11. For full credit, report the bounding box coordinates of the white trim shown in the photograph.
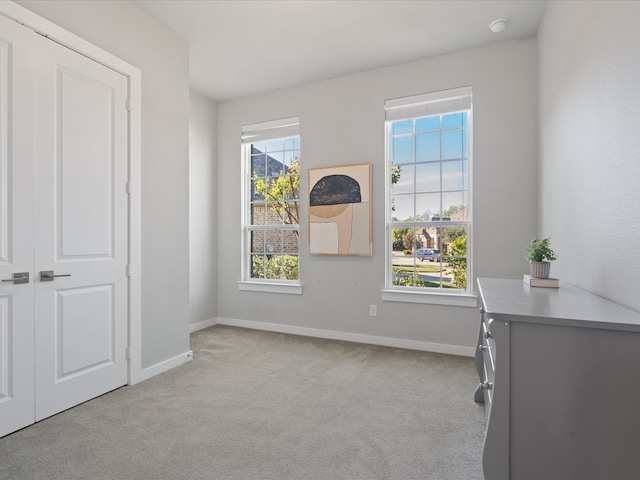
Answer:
[238,281,302,295]
[190,318,217,333]
[384,86,473,296]
[1,2,143,386]
[241,116,300,143]
[240,122,302,287]
[241,116,300,133]
[0,3,138,76]
[127,68,143,385]
[385,86,472,121]
[216,317,475,357]
[136,350,193,384]
[381,289,478,308]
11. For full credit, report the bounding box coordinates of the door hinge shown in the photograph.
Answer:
[126,98,132,112]
[125,347,131,360]
[126,264,131,277]
[125,181,131,195]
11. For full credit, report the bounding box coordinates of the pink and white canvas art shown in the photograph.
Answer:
[308,163,372,256]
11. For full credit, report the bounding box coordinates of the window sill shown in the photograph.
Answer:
[238,281,302,295]
[381,289,478,307]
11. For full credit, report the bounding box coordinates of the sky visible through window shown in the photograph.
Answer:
[391,112,468,221]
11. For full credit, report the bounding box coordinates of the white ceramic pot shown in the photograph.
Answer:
[530,261,551,279]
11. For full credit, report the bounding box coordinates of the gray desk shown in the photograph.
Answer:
[475,277,640,480]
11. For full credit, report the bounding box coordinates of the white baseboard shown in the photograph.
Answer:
[135,317,474,385]
[134,349,194,384]
[216,317,475,357]
[189,317,217,333]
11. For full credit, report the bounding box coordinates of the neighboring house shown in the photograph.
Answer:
[417,206,468,254]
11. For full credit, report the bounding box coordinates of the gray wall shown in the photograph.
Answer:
[217,38,538,351]
[17,0,191,368]
[538,1,640,312]
[189,91,217,328]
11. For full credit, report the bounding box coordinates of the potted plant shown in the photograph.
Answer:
[525,237,557,279]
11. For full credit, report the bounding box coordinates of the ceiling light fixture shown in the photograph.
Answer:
[489,18,508,34]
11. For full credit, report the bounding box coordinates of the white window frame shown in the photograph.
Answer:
[382,87,476,307]
[239,117,302,295]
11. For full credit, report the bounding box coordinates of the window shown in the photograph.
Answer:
[241,117,301,291]
[384,87,472,297]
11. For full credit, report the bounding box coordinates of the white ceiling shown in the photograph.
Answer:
[132,0,548,102]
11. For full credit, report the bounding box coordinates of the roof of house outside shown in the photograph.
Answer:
[251,146,290,202]
[251,146,289,177]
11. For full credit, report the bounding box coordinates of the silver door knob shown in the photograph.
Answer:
[40,270,71,282]
[1,272,29,284]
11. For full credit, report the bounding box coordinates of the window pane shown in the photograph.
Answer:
[441,160,465,192]
[416,192,441,219]
[390,193,414,221]
[284,137,296,150]
[442,130,464,160]
[443,204,467,220]
[416,132,440,162]
[392,119,413,135]
[391,164,415,194]
[273,200,299,225]
[442,112,466,129]
[249,227,299,281]
[266,138,284,152]
[415,162,440,193]
[288,151,300,166]
[391,226,452,289]
[283,230,299,255]
[391,136,414,165]
[391,226,409,251]
[251,153,266,176]
[416,116,440,133]
[266,202,291,225]
[263,207,280,226]
[265,230,283,254]
[250,254,265,280]
[251,202,266,225]
[441,226,467,289]
[250,229,265,254]
[462,129,468,159]
[462,159,468,190]
[442,192,467,218]
[252,141,266,153]
[267,150,284,165]
[391,227,420,286]
[268,254,298,280]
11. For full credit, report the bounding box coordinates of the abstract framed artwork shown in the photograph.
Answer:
[308,163,372,256]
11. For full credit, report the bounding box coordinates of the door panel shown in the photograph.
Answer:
[34,35,128,421]
[57,285,115,377]
[0,15,36,438]
[59,69,115,258]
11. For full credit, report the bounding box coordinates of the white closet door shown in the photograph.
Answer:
[33,35,129,421]
[0,15,36,438]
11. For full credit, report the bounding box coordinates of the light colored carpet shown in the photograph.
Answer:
[0,325,486,479]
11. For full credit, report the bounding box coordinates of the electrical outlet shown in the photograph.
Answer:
[369,304,377,317]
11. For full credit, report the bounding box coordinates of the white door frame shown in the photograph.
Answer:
[0,2,144,385]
